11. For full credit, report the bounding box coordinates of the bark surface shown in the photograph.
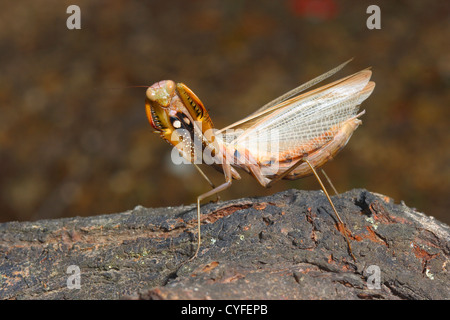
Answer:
[0,189,448,300]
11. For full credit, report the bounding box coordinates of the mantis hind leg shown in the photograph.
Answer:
[251,158,355,261]
[321,168,339,195]
[304,159,356,261]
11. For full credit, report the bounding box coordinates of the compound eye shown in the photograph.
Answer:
[164,80,176,96]
[146,87,158,102]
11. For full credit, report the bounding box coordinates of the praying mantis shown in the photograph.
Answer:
[145,60,375,261]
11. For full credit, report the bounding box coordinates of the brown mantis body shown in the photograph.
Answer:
[145,60,375,261]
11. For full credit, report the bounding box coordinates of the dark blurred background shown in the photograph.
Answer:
[0,0,448,224]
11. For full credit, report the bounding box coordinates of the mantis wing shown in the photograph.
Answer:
[218,59,353,134]
[219,68,375,162]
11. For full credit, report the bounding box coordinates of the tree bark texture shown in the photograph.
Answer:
[0,189,448,300]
